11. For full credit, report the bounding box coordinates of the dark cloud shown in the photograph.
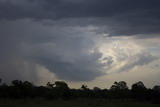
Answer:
[1,0,160,19]
[0,19,106,82]
[31,49,105,81]
[0,0,160,84]
[1,0,160,36]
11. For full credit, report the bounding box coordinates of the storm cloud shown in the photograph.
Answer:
[0,0,160,86]
[1,0,160,19]
[0,19,106,82]
[0,0,160,36]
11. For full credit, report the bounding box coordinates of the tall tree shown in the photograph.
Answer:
[55,81,69,89]
[131,81,147,100]
[54,81,70,100]
[110,81,129,99]
[110,81,128,90]
[46,82,54,89]
[152,85,160,100]
[22,81,35,98]
[10,80,23,98]
[81,84,88,90]
[12,80,23,88]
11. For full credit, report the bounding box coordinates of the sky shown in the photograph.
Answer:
[0,0,160,89]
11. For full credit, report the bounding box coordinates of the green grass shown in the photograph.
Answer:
[0,99,160,107]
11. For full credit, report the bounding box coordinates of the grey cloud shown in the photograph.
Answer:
[31,50,105,81]
[103,56,114,65]
[0,58,39,84]
[27,34,105,81]
[1,0,160,36]
[0,19,106,82]
[118,51,158,72]
[1,0,159,19]
[101,45,159,73]
[0,0,160,84]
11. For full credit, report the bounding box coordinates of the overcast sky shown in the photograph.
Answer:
[0,0,160,89]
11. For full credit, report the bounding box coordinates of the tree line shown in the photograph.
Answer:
[0,78,160,101]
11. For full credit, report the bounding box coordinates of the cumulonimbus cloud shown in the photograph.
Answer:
[0,0,160,85]
[0,19,106,82]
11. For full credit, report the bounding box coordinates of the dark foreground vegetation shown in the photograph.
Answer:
[1,99,160,107]
[0,78,160,106]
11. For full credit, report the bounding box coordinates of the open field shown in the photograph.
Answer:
[0,99,160,107]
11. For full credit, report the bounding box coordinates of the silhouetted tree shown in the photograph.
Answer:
[12,80,23,88]
[80,84,94,98]
[152,85,160,100]
[100,89,110,99]
[0,83,9,98]
[54,81,70,100]
[35,86,48,99]
[1,79,160,101]
[46,82,54,89]
[131,81,147,100]
[110,81,128,90]
[8,80,23,98]
[153,85,160,93]
[22,81,35,98]
[55,81,69,89]
[93,87,102,98]
[110,81,130,100]
[44,82,56,99]
[81,84,88,90]
[93,87,101,91]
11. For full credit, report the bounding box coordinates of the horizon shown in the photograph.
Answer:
[0,78,158,90]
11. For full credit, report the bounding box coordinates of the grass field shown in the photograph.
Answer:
[0,99,160,107]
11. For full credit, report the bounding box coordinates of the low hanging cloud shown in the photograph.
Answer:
[0,0,160,37]
[0,19,106,82]
[0,19,159,83]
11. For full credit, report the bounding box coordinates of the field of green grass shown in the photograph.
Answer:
[0,99,160,107]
